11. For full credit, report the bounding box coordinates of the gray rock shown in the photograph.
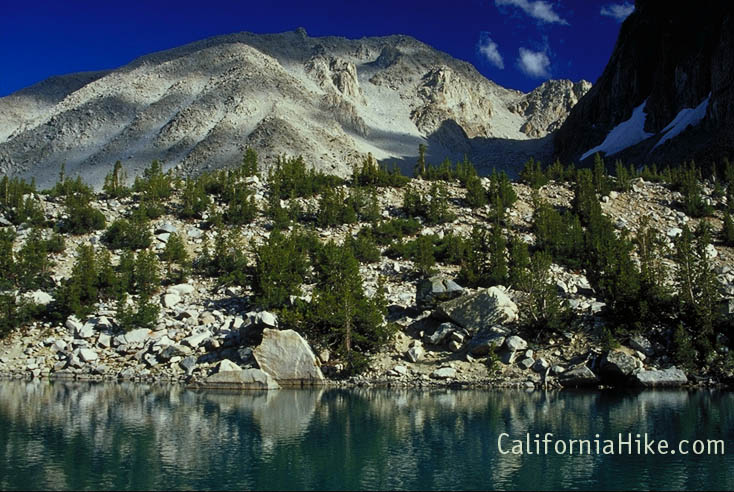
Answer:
[78,348,98,363]
[182,331,210,349]
[52,340,68,353]
[430,367,457,379]
[405,345,424,363]
[518,357,535,370]
[629,335,654,356]
[558,365,600,387]
[436,286,518,333]
[203,368,280,390]
[416,276,463,308]
[28,290,54,306]
[426,322,455,345]
[551,365,566,375]
[160,344,190,361]
[65,316,83,333]
[167,284,195,296]
[76,322,95,339]
[253,329,324,383]
[216,359,241,373]
[600,350,642,383]
[505,335,528,352]
[467,326,507,356]
[125,328,151,345]
[393,365,409,376]
[156,222,177,234]
[97,333,111,348]
[143,353,159,367]
[162,293,181,308]
[318,349,330,364]
[237,346,254,364]
[633,367,688,387]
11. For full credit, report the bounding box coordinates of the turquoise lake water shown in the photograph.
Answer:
[0,381,732,490]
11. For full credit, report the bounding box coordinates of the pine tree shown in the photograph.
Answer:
[307,242,390,373]
[103,161,130,198]
[673,223,721,352]
[413,234,436,276]
[415,143,427,178]
[723,212,734,246]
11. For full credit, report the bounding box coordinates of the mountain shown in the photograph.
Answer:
[0,29,589,188]
[555,0,734,165]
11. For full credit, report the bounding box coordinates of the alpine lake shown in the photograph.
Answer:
[0,381,732,490]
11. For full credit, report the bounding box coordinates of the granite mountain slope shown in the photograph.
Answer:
[0,29,589,188]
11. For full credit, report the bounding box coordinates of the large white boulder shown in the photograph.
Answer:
[253,329,324,383]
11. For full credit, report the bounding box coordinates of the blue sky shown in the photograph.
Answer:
[0,0,634,97]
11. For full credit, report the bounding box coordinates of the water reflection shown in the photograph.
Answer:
[0,382,731,490]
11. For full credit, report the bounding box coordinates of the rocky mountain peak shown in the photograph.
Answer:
[555,1,734,164]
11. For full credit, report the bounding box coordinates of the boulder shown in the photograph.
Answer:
[599,350,642,384]
[425,322,455,345]
[159,344,190,361]
[76,323,95,340]
[518,357,535,370]
[467,326,508,356]
[628,335,654,356]
[124,328,151,345]
[182,331,211,349]
[65,316,83,333]
[505,335,527,352]
[558,365,600,387]
[162,293,181,308]
[167,284,195,296]
[435,286,518,333]
[448,340,463,352]
[156,222,177,234]
[405,345,424,363]
[97,333,111,349]
[203,368,281,390]
[253,329,324,383]
[78,348,99,363]
[633,367,688,387]
[216,359,241,373]
[416,276,463,308]
[27,290,54,306]
[430,367,457,379]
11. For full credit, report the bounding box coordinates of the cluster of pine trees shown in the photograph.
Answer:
[0,146,733,375]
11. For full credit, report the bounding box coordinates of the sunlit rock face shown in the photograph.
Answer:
[0,29,587,188]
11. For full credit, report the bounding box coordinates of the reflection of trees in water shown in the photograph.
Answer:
[0,382,731,490]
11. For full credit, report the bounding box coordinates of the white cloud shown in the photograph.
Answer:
[517,48,551,78]
[495,0,569,25]
[477,33,504,69]
[600,2,634,22]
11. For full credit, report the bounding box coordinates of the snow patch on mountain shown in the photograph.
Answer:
[653,94,710,150]
[581,100,653,160]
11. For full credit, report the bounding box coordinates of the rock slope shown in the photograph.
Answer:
[0,174,732,389]
[0,29,589,188]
